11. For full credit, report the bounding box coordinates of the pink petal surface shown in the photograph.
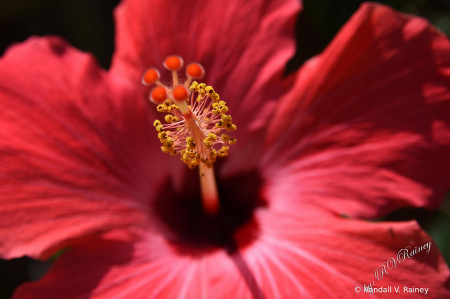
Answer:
[13,229,250,299]
[265,3,450,219]
[247,209,450,298]
[111,0,300,131]
[14,206,449,298]
[0,37,162,259]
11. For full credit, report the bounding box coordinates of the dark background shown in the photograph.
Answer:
[0,0,449,298]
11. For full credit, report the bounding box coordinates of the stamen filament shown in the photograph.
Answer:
[199,163,219,215]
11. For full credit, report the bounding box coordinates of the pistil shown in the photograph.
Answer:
[142,55,237,215]
[199,163,219,215]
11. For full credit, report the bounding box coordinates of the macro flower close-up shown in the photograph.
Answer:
[1,0,450,298]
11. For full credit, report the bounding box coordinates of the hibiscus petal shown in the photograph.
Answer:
[13,230,253,299]
[111,0,301,128]
[245,208,450,298]
[0,37,162,259]
[265,3,450,218]
[14,209,450,298]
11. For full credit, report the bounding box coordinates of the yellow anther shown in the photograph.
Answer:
[163,100,173,112]
[219,105,229,114]
[163,137,174,148]
[156,125,164,132]
[186,136,196,149]
[180,146,201,169]
[221,114,232,124]
[158,131,168,141]
[157,105,165,112]
[216,121,224,129]
[206,133,217,142]
[205,86,215,95]
[197,83,206,96]
[212,101,226,108]
[221,134,230,143]
[211,92,220,102]
[161,145,175,154]
[186,148,196,157]
[204,140,213,149]
[190,81,199,92]
[180,149,188,160]
[197,83,206,91]
[165,115,174,123]
[213,103,229,114]
[228,137,237,145]
[226,123,237,132]
[218,146,229,157]
[216,115,232,128]
[153,120,161,127]
[173,116,179,122]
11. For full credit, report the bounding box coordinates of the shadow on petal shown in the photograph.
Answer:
[13,237,134,299]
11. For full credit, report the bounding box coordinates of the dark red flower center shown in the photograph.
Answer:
[152,169,267,254]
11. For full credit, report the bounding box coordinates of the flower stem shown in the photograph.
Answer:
[199,163,219,215]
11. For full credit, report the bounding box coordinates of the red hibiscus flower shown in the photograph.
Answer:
[1,0,450,298]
